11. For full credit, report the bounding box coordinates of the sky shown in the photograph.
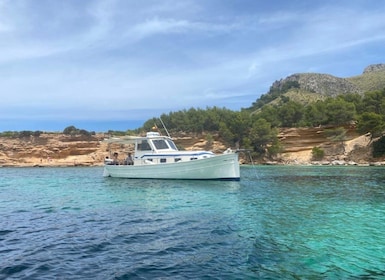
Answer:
[1,0,385,132]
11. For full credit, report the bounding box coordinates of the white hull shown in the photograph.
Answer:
[103,152,240,180]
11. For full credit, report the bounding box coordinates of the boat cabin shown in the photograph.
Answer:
[105,132,215,166]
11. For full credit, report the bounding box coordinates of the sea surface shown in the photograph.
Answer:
[1,166,385,279]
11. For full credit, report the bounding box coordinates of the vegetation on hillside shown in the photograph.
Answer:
[63,125,96,137]
[140,88,385,158]
[249,80,300,110]
[2,65,385,159]
[348,71,385,93]
[0,126,96,139]
[0,130,43,139]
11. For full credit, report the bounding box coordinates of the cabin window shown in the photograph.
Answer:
[174,158,181,162]
[152,139,169,150]
[160,158,167,163]
[190,157,198,160]
[138,140,151,151]
[167,139,177,150]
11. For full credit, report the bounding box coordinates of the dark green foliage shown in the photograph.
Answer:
[63,125,77,135]
[312,147,325,161]
[267,139,283,158]
[205,133,214,150]
[357,112,385,138]
[18,131,33,138]
[281,81,300,92]
[258,105,280,127]
[372,136,385,158]
[325,98,356,125]
[355,89,385,138]
[137,88,385,158]
[63,126,93,137]
[249,118,278,155]
[278,100,304,127]
[305,101,328,126]
[360,89,385,115]
[0,131,14,137]
[340,93,363,110]
[250,81,300,110]
[0,130,42,138]
[143,107,235,134]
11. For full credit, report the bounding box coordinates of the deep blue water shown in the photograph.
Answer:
[1,166,385,279]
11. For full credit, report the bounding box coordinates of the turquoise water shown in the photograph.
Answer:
[1,166,385,279]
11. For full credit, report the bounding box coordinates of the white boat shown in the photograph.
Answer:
[103,132,240,180]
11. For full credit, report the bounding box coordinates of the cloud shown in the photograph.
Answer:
[130,18,191,38]
[1,0,385,131]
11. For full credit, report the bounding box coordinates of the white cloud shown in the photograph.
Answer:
[131,18,190,37]
[1,0,385,130]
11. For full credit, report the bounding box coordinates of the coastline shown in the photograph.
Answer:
[1,160,385,168]
[1,128,384,168]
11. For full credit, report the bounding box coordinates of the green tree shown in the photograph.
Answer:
[63,125,78,135]
[258,105,280,127]
[305,101,328,126]
[278,100,304,127]
[361,89,385,115]
[373,136,385,157]
[63,126,91,137]
[325,98,356,125]
[267,139,283,159]
[357,112,385,138]
[311,147,325,161]
[249,118,278,155]
[341,93,363,113]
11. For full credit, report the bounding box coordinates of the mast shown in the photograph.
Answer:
[159,117,171,138]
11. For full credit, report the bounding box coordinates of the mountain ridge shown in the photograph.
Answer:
[254,63,385,108]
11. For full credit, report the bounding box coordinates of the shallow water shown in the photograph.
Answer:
[1,166,385,279]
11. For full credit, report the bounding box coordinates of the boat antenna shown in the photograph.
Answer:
[159,117,171,138]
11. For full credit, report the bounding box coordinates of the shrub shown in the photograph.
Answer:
[373,136,385,158]
[312,146,325,161]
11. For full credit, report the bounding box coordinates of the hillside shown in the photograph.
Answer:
[348,65,385,92]
[254,63,385,107]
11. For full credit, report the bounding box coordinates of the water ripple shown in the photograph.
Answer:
[1,166,385,279]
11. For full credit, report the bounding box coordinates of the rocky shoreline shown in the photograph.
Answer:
[263,160,385,167]
[0,128,384,167]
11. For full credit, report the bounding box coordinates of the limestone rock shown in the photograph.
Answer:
[363,64,385,74]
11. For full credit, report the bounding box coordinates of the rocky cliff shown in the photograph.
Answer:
[0,133,228,167]
[0,134,107,167]
[0,129,382,167]
[275,127,376,165]
[272,73,361,97]
[363,63,385,73]
[268,63,385,105]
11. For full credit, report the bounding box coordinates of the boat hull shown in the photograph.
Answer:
[103,152,240,180]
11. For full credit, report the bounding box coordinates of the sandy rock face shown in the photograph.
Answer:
[0,129,380,167]
[0,134,107,167]
[276,127,375,165]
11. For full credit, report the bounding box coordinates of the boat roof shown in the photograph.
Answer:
[103,132,172,144]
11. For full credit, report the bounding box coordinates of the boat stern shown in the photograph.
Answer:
[103,166,111,177]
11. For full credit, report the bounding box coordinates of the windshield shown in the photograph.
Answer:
[137,140,152,151]
[152,139,169,150]
[167,139,177,150]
